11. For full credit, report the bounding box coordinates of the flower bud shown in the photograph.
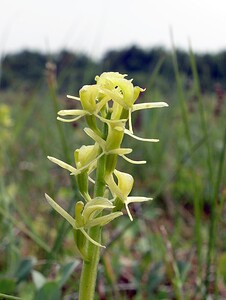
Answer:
[79,85,98,113]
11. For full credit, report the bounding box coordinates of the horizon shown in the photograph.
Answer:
[1,0,226,59]
[2,43,226,61]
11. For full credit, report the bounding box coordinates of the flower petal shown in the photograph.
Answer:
[107,148,132,155]
[96,114,127,124]
[47,156,77,173]
[58,109,87,116]
[86,212,123,228]
[67,95,81,101]
[125,197,153,221]
[70,152,104,176]
[79,228,105,248]
[84,128,106,150]
[124,129,159,142]
[83,197,114,221]
[120,154,146,165]
[132,102,168,112]
[126,196,153,204]
[105,173,125,200]
[57,115,84,123]
[114,170,134,197]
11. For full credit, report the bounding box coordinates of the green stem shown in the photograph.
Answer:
[78,154,106,300]
[78,227,102,300]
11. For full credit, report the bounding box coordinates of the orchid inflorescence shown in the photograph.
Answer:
[45,72,168,251]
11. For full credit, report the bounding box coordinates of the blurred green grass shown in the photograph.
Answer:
[0,49,226,299]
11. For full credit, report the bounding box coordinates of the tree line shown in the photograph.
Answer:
[1,46,226,94]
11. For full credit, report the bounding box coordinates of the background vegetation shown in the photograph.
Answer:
[0,45,226,299]
[2,46,226,93]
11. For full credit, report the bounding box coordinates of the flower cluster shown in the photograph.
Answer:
[45,72,168,250]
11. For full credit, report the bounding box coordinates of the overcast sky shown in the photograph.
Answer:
[1,0,225,58]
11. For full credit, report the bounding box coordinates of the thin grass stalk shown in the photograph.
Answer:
[147,55,165,90]
[188,44,226,298]
[47,78,79,256]
[153,136,207,198]
[171,40,191,145]
[0,177,15,272]
[188,45,214,186]
[13,81,43,138]
[102,253,122,300]
[217,126,226,216]
[0,205,51,254]
[205,121,226,298]
[160,225,184,300]
[171,35,202,287]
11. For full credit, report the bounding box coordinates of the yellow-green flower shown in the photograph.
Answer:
[45,194,122,248]
[105,170,152,221]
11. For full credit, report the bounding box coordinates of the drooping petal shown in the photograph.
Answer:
[96,113,127,124]
[120,154,146,165]
[79,228,105,248]
[125,203,133,221]
[125,196,153,221]
[124,129,159,142]
[128,109,133,133]
[57,115,85,123]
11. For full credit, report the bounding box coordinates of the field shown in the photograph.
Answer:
[0,49,226,300]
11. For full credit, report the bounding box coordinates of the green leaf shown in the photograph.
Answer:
[0,278,16,294]
[17,281,35,300]
[56,261,79,288]
[14,258,36,283]
[34,282,61,300]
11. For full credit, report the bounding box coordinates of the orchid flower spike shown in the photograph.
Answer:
[46,71,168,250]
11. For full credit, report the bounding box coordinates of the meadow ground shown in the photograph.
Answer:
[0,61,226,299]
